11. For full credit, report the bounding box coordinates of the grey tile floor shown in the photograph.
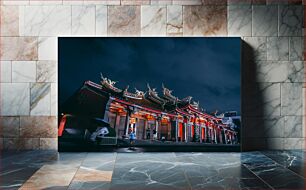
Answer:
[0,150,304,190]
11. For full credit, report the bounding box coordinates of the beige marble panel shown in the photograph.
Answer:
[108,6,141,36]
[84,0,120,5]
[63,0,84,5]
[20,116,57,138]
[3,138,39,150]
[0,37,38,61]
[0,6,19,36]
[29,0,63,5]
[73,167,113,182]
[38,37,58,61]
[151,0,172,5]
[20,164,78,189]
[141,5,167,36]
[173,0,201,5]
[51,83,58,116]
[96,5,107,35]
[37,61,57,82]
[183,5,227,36]
[30,83,51,116]
[40,138,58,150]
[12,61,36,82]
[0,116,20,137]
[2,0,30,5]
[72,5,96,35]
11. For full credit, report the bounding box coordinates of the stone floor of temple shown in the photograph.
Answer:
[0,150,305,190]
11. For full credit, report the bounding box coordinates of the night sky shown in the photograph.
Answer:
[59,37,241,114]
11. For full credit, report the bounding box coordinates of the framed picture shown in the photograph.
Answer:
[58,37,241,152]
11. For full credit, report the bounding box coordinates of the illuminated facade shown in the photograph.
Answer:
[66,74,239,145]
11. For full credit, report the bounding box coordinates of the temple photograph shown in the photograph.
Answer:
[58,37,241,151]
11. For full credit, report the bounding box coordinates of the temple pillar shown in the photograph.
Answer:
[134,118,138,137]
[224,130,227,144]
[214,128,217,144]
[184,122,187,143]
[124,111,130,137]
[114,114,120,137]
[199,125,202,143]
[155,118,159,140]
[175,118,178,142]
[143,119,148,140]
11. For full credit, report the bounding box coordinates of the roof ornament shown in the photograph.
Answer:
[100,73,117,86]
[135,88,145,97]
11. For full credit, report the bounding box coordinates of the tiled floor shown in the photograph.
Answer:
[0,150,304,190]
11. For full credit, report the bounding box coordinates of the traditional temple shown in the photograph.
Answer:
[61,74,239,145]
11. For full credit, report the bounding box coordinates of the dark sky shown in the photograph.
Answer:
[59,37,241,114]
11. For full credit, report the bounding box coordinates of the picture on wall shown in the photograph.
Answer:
[58,37,241,152]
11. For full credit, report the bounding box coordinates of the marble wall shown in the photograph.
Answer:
[0,0,304,150]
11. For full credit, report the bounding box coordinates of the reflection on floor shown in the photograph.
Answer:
[0,150,304,190]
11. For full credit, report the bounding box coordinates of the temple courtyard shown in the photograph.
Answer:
[0,150,304,190]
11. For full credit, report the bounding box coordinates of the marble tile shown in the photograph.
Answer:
[254,61,303,83]
[227,5,252,36]
[12,61,36,82]
[84,0,120,5]
[96,5,107,35]
[167,5,183,36]
[267,37,289,61]
[23,5,71,36]
[141,5,167,36]
[69,181,111,190]
[73,167,112,181]
[284,116,303,138]
[0,61,11,82]
[0,117,20,138]
[243,83,281,117]
[20,116,57,138]
[202,0,227,4]
[281,83,303,116]
[0,6,19,36]
[173,0,201,5]
[30,83,51,116]
[38,37,58,61]
[3,138,40,150]
[40,138,58,150]
[183,5,227,36]
[63,0,84,5]
[0,37,38,61]
[151,0,172,5]
[29,0,63,5]
[243,37,266,61]
[2,0,30,5]
[266,138,284,150]
[252,5,278,36]
[37,61,57,82]
[279,5,303,36]
[284,138,304,150]
[122,0,150,5]
[227,0,252,4]
[0,83,30,116]
[20,164,78,189]
[289,37,303,61]
[51,83,57,116]
[72,5,95,35]
[108,6,141,36]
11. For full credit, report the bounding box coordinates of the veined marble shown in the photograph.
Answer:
[0,37,38,61]
[38,37,58,61]
[141,6,167,36]
[40,138,58,150]
[84,0,120,5]
[72,5,95,35]
[183,5,227,36]
[243,83,281,117]
[0,83,30,116]
[20,116,57,138]
[51,83,57,116]
[284,116,303,138]
[0,116,20,138]
[173,0,202,5]
[255,61,303,83]
[243,37,267,61]
[0,6,19,36]
[167,5,183,36]
[37,61,57,82]
[22,5,71,36]
[96,5,107,35]
[267,37,289,61]
[12,61,36,82]
[0,61,11,82]
[1,0,30,5]
[289,37,303,61]
[281,83,303,116]
[227,5,252,36]
[108,6,141,36]
[279,5,303,36]
[151,0,172,5]
[284,138,304,150]
[63,0,84,5]
[30,83,51,116]
[29,0,63,5]
[252,5,278,36]
[121,0,150,5]
[4,138,40,150]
